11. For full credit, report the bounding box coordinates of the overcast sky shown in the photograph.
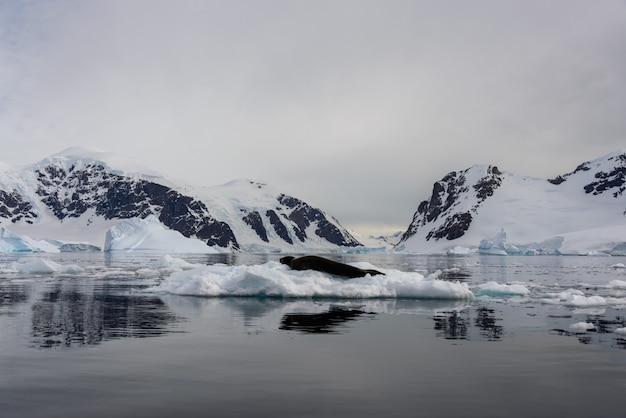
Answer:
[1,0,625,236]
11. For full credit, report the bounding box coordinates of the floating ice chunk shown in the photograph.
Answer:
[14,259,61,273]
[586,251,611,257]
[564,294,608,307]
[147,261,474,299]
[614,327,626,336]
[610,263,626,269]
[474,281,531,297]
[58,264,86,274]
[11,258,83,274]
[607,279,626,288]
[447,246,476,255]
[569,322,595,331]
[152,254,202,270]
[541,289,584,303]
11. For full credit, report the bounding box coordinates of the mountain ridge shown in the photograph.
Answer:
[0,148,361,252]
[396,150,626,255]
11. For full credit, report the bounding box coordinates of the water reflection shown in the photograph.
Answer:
[0,282,30,307]
[475,307,503,341]
[433,310,469,340]
[550,311,626,350]
[30,284,184,349]
[433,306,503,341]
[280,306,376,334]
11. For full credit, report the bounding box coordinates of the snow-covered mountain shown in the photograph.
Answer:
[396,151,626,255]
[0,148,361,252]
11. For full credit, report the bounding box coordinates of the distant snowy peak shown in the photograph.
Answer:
[0,150,361,252]
[31,156,239,249]
[44,147,164,179]
[397,151,626,254]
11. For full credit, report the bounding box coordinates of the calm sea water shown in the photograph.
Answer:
[1,252,626,418]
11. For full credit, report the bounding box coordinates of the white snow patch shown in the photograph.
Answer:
[104,215,219,253]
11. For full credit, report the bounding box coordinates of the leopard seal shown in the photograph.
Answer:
[279,255,385,279]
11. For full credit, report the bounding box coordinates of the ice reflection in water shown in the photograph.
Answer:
[549,310,626,349]
[31,289,183,349]
[432,307,503,341]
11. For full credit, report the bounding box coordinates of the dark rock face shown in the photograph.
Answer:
[0,190,37,224]
[242,211,269,242]
[549,153,626,198]
[31,162,239,249]
[265,210,293,244]
[398,153,626,248]
[277,194,361,247]
[426,211,473,241]
[2,158,360,250]
[583,161,626,197]
[474,166,502,202]
[399,165,503,244]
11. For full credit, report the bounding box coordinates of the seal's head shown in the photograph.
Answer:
[280,256,295,266]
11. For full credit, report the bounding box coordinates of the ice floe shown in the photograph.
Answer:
[147,261,474,299]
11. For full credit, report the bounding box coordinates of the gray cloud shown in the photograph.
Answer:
[1,0,625,236]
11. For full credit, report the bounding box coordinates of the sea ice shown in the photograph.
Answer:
[607,279,626,288]
[446,246,476,255]
[569,322,595,331]
[147,261,474,299]
[11,258,85,274]
[614,327,626,335]
[152,254,202,270]
[474,281,531,297]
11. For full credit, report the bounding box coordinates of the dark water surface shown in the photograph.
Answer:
[1,253,626,418]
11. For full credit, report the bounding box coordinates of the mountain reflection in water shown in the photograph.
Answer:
[433,306,503,341]
[30,284,184,349]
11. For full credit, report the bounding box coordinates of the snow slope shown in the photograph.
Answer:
[0,147,360,252]
[397,151,626,255]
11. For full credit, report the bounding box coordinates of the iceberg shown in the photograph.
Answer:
[104,215,221,253]
[0,227,59,253]
[0,227,102,253]
[478,228,509,255]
